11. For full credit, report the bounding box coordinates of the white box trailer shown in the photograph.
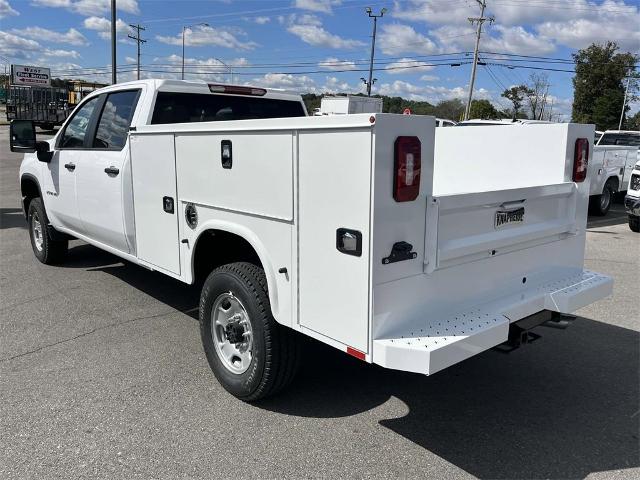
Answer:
[129,115,611,380]
[318,95,383,115]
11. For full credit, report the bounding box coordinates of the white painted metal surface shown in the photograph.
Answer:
[130,133,181,275]
[17,79,615,381]
[318,95,382,115]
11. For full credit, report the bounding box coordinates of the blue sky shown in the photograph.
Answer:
[1,0,639,120]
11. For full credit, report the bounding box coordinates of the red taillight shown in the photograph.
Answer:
[393,136,421,202]
[573,138,589,182]
[208,84,267,96]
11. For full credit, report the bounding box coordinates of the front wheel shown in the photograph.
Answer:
[28,198,68,264]
[199,262,300,401]
[629,215,640,232]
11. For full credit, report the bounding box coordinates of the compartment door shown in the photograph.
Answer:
[130,134,181,275]
[297,130,372,353]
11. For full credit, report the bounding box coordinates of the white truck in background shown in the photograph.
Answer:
[314,95,383,115]
[588,130,639,216]
[625,160,640,232]
[11,79,612,401]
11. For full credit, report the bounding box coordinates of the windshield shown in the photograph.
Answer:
[151,91,306,124]
[598,132,640,147]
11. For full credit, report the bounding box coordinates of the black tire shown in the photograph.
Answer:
[27,198,68,264]
[589,180,615,216]
[199,262,300,401]
[629,215,640,233]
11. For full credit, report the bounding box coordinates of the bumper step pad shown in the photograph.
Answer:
[372,270,613,376]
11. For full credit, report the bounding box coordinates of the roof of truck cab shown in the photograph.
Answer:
[83,79,305,102]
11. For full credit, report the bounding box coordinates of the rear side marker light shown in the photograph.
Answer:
[208,84,267,96]
[393,136,421,202]
[573,138,589,182]
[346,346,366,361]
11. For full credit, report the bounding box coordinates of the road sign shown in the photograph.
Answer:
[11,65,51,87]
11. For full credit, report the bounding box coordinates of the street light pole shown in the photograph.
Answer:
[182,23,209,80]
[364,7,386,97]
[111,0,117,84]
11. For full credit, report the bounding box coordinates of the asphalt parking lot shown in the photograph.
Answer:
[0,125,638,479]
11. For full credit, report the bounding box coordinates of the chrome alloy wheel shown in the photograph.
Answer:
[31,212,44,252]
[211,292,253,374]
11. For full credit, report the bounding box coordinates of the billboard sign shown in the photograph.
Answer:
[11,65,51,87]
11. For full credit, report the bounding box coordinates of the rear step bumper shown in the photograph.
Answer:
[372,270,612,375]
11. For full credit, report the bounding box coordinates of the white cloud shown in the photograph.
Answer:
[83,16,130,41]
[385,58,436,74]
[156,25,257,51]
[294,0,341,13]
[0,0,18,18]
[253,16,270,24]
[376,79,491,103]
[31,0,139,15]
[287,15,365,49]
[0,31,40,56]
[378,24,439,55]
[537,17,640,52]
[43,48,81,58]
[248,73,317,92]
[318,57,356,71]
[393,0,640,55]
[11,26,88,46]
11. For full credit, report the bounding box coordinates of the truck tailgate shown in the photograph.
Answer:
[425,182,577,272]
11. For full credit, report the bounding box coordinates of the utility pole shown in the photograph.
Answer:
[128,23,146,80]
[618,74,631,130]
[111,0,117,84]
[363,7,386,97]
[464,0,493,120]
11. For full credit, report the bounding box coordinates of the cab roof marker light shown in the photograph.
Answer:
[208,84,267,96]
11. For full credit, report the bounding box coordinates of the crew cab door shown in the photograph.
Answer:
[43,95,102,233]
[75,89,141,253]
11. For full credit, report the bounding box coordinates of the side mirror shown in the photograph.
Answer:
[10,120,36,153]
[36,141,53,163]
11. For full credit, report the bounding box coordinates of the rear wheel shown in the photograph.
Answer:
[589,180,615,216]
[629,215,640,233]
[28,198,68,264]
[199,262,300,401]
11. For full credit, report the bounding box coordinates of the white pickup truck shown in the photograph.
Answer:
[11,79,612,401]
[589,130,639,216]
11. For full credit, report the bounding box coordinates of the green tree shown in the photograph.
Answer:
[572,42,637,130]
[626,110,640,130]
[469,99,499,119]
[433,98,465,121]
[501,85,530,118]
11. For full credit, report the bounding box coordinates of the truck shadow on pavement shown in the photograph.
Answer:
[67,243,638,480]
[0,208,26,230]
[261,319,639,480]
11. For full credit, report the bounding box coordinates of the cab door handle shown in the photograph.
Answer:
[64,163,75,171]
[104,166,119,176]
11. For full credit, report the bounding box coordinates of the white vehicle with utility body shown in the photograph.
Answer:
[11,79,612,401]
[589,130,639,216]
[625,160,640,232]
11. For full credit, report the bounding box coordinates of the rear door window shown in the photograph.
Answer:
[151,92,306,124]
[93,90,140,149]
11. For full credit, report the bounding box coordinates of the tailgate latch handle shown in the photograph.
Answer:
[500,199,526,210]
[382,241,417,265]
